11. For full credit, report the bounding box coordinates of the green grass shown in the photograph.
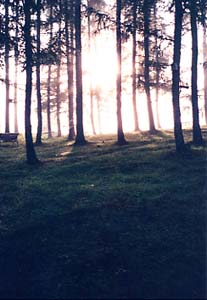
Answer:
[0,129,206,298]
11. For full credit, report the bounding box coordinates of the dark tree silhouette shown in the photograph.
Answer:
[172,0,185,153]
[74,0,87,145]
[189,0,203,145]
[35,0,43,145]
[143,0,156,133]
[24,0,39,164]
[116,0,127,145]
[4,0,10,133]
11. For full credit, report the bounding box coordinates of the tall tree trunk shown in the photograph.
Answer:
[143,0,156,133]
[35,0,43,145]
[190,2,203,145]
[56,1,62,138]
[87,1,96,135]
[64,0,75,141]
[75,0,87,145]
[47,65,52,138]
[56,63,61,137]
[14,0,19,133]
[5,0,10,133]
[24,0,39,164]
[116,0,126,145]
[47,4,53,139]
[203,23,207,124]
[132,0,139,131]
[153,1,161,129]
[172,0,185,153]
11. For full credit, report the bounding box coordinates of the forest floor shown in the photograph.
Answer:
[0,129,206,299]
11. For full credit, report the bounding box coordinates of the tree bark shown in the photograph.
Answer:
[47,4,53,139]
[203,22,207,124]
[116,0,126,145]
[143,0,156,133]
[172,0,185,153]
[35,0,43,145]
[75,0,87,145]
[153,1,161,129]
[132,0,139,131]
[14,0,19,133]
[87,1,96,135]
[24,0,39,164]
[64,0,75,141]
[5,0,10,133]
[190,1,203,145]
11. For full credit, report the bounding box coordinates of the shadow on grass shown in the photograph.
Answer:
[0,205,205,299]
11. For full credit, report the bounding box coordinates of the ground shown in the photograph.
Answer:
[0,130,206,299]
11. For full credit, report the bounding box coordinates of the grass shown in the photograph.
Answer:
[0,129,206,299]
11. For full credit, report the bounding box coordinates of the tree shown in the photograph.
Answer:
[153,0,161,129]
[74,0,87,145]
[171,0,185,153]
[143,0,156,133]
[189,0,203,145]
[203,23,207,124]
[132,0,139,131]
[35,0,43,145]
[87,1,96,135]
[4,0,10,133]
[56,1,62,138]
[24,0,39,164]
[64,0,75,141]
[46,3,53,138]
[13,0,19,133]
[116,0,127,145]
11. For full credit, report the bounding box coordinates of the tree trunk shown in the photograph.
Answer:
[56,63,61,137]
[190,2,203,145]
[203,23,207,124]
[64,0,75,141]
[24,0,39,164]
[116,0,126,145]
[172,0,185,153]
[47,4,53,139]
[153,1,161,129]
[5,0,10,133]
[35,0,43,145]
[75,0,87,145]
[132,0,139,131]
[14,0,19,133]
[87,1,96,135]
[56,1,62,138]
[143,0,156,133]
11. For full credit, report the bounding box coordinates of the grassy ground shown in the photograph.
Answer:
[0,129,206,299]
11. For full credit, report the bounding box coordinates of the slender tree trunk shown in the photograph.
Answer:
[116,0,126,145]
[75,0,87,145]
[56,1,62,138]
[143,0,156,133]
[190,2,203,145]
[35,0,43,145]
[64,0,75,141]
[203,23,207,124]
[47,65,52,138]
[56,63,61,137]
[153,2,161,129]
[87,1,96,135]
[24,0,39,164]
[14,0,19,133]
[172,0,185,153]
[5,0,10,133]
[132,0,139,131]
[47,4,53,139]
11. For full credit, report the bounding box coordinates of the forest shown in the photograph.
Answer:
[0,0,206,299]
